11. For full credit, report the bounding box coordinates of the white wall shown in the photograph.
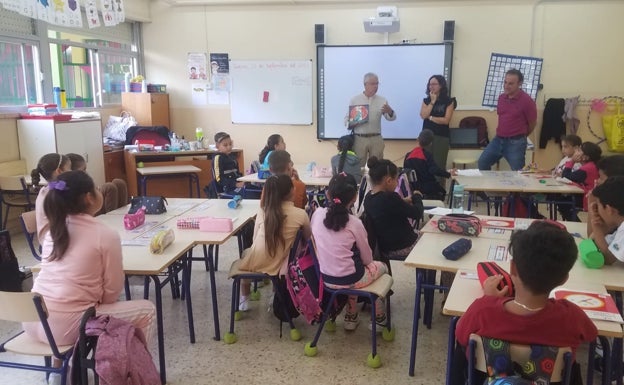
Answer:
[143,0,624,169]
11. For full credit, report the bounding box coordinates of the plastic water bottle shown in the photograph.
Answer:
[124,73,131,93]
[452,184,464,214]
[53,87,62,112]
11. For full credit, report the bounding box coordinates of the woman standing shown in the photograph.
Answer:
[419,75,457,172]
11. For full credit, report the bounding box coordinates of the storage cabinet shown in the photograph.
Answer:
[104,150,126,182]
[121,92,170,128]
[17,119,105,186]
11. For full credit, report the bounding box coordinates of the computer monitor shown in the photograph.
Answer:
[449,127,480,148]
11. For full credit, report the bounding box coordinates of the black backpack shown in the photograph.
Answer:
[0,230,23,292]
[460,116,489,147]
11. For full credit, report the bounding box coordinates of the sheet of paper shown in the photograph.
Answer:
[424,207,475,216]
[456,169,482,176]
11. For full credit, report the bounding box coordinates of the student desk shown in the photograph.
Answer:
[124,149,244,198]
[104,197,203,216]
[404,225,588,378]
[160,199,260,341]
[443,276,623,385]
[136,165,201,197]
[237,165,332,187]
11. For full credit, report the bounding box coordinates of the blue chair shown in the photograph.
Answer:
[0,292,74,385]
[19,210,41,261]
[0,176,35,230]
[303,237,395,368]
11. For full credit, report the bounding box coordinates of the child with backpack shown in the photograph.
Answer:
[331,135,362,182]
[310,173,388,331]
[451,221,597,384]
[238,174,311,310]
[363,157,423,260]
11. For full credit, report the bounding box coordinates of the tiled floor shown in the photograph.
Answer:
[0,204,599,384]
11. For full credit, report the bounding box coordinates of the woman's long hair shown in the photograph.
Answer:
[425,75,449,99]
[44,171,95,261]
[260,174,293,257]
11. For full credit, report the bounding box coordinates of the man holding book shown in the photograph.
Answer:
[348,72,396,167]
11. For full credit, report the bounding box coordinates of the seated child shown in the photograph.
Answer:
[587,155,624,235]
[32,153,72,242]
[559,141,602,221]
[452,221,597,384]
[363,157,423,260]
[238,174,311,310]
[267,150,307,209]
[589,176,624,265]
[311,173,388,331]
[259,134,286,170]
[403,129,457,200]
[551,134,582,176]
[66,153,128,214]
[331,135,362,182]
[212,132,243,195]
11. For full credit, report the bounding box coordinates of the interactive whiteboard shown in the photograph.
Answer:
[317,44,452,140]
[230,60,313,125]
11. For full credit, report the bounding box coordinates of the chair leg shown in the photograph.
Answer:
[2,205,9,230]
[124,276,131,300]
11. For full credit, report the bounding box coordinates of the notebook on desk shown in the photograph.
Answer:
[449,127,480,148]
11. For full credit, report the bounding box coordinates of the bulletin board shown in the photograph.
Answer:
[482,53,543,107]
[230,60,313,125]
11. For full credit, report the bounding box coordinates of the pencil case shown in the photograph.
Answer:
[579,238,604,269]
[437,214,482,236]
[123,207,145,230]
[176,217,203,229]
[476,261,514,297]
[199,217,233,232]
[442,238,472,261]
[149,228,175,254]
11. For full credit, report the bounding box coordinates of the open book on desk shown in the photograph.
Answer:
[551,288,624,323]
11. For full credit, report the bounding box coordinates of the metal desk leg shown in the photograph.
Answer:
[206,245,221,340]
[183,250,195,344]
[446,317,460,385]
[409,269,423,376]
[150,275,166,385]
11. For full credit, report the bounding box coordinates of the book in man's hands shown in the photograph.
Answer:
[348,104,369,128]
[551,288,624,323]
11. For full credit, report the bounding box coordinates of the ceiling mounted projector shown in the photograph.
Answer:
[363,6,400,33]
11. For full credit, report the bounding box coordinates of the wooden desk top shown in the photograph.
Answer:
[421,215,587,240]
[136,165,201,175]
[443,275,623,337]
[453,171,584,194]
[105,198,205,216]
[126,148,242,159]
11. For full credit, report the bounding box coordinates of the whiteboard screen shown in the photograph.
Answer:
[317,44,451,140]
[230,60,313,125]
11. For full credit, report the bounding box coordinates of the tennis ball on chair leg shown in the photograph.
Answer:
[250,290,261,301]
[367,353,382,368]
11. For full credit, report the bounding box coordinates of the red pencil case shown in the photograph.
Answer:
[476,262,514,297]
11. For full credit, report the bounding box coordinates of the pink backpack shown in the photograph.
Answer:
[286,238,324,324]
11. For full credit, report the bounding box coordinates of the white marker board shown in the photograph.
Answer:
[230,60,313,125]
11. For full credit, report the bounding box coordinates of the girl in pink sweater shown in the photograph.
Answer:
[310,173,388,331]
[24,171,155,347]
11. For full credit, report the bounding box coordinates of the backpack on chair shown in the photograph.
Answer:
[286,237,345,324]
[460,116,489,147]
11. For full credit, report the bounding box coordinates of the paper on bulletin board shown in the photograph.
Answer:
[208,90,229,105]
[191,83,208,106]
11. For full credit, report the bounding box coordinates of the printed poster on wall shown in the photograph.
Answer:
[85,0,101,28]
[191,84,208,106]
[188,52,208,80]
[209,53,229,76]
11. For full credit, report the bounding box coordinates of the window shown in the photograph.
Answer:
[0,40,38,107]
[48,29,138,107]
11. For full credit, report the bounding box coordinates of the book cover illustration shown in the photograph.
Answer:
[552,289,624,323]
[348,104,369,128]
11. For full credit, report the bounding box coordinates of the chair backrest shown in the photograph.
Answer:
[19,211,41,261]
[0,175,27,192]
[355,174,370,217]
[0,291,44,322]
[468,334,572,384]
